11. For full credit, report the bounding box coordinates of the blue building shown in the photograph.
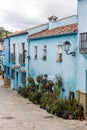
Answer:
[3,0,87,116]
[3,15,78,98]
[4,31,28,88]
[28,15,77,99]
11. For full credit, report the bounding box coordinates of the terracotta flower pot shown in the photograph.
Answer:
[78,116,84,121]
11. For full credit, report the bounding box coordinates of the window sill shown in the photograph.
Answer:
[56,60,62,62]
[20,63,25,66]
[42,56,47,61]
[34,55,37,59]
[34,57,37,60]
[11,62,16,64]
[43,58,47,61]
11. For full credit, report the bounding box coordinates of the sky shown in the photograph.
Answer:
[0,0,77,32]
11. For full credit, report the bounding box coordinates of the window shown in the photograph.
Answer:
[7,67,10,76]
[80,33,87,50]
[56,45,62,62]
[42,46,47,60]
[19,43,25,64]
[21,72,26,85]
[11,44,15,62]
[22,43,25,64]
[34,46,37,59]
[11,69,15,79]
[4,65,6,73]
[8,41,10,63]
[13,44,15,56]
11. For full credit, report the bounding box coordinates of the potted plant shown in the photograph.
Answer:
[42,55,46,60]
[36,75,43,83]
[34,54,37,59]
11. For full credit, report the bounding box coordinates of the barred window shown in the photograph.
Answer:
[80,33,87,49]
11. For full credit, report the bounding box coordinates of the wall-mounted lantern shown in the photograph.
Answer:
[63,41,75,56]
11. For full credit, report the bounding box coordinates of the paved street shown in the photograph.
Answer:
[0,76,87,130]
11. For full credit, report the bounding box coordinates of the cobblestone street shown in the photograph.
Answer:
[0,76,86,130]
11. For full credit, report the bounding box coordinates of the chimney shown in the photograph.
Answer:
[48,15,58,22]
[48,15,58,29]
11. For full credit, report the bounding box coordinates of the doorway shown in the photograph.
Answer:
[16,72,18,89]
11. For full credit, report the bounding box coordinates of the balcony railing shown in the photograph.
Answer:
[11,53,15,63]
[79,33,87,54]
[19,53,25,64]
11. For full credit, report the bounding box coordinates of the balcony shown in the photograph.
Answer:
[19,53,25,65]
[79,33,87,54]
[11,53,15,63]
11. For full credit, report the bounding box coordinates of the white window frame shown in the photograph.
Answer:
[56,45,62,62]
[34,46,37,59]
[42,46,47,60]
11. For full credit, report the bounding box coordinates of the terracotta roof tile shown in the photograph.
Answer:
[29,23,77,40]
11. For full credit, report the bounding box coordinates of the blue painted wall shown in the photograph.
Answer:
[29,33,77,98]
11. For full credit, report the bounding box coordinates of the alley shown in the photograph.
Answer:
[0,76,86,130]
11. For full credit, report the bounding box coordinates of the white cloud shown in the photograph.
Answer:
[0,0,77,32]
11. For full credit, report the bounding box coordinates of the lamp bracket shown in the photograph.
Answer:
[66,51,75,56]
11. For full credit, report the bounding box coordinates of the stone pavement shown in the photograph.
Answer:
[0,76,87,130]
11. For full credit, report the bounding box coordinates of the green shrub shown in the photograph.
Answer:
[40,93,56,109]
[53,84,61,98]
[32,92,42,104]
[17,75,84,120]
[17,87,22,94]
[17,86,30,98]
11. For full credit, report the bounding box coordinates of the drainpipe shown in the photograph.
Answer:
[27,37,30,77]
[6,32,10,64]
[6,35,10,87]
[8,38,10,63]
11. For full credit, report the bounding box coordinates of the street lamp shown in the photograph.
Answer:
[63,41,75,56]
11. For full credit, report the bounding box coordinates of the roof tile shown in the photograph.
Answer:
[29,23,77,39]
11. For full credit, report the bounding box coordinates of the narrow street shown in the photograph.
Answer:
[0,76,86,130]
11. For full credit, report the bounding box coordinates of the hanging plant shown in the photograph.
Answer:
[36,75,43,83]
